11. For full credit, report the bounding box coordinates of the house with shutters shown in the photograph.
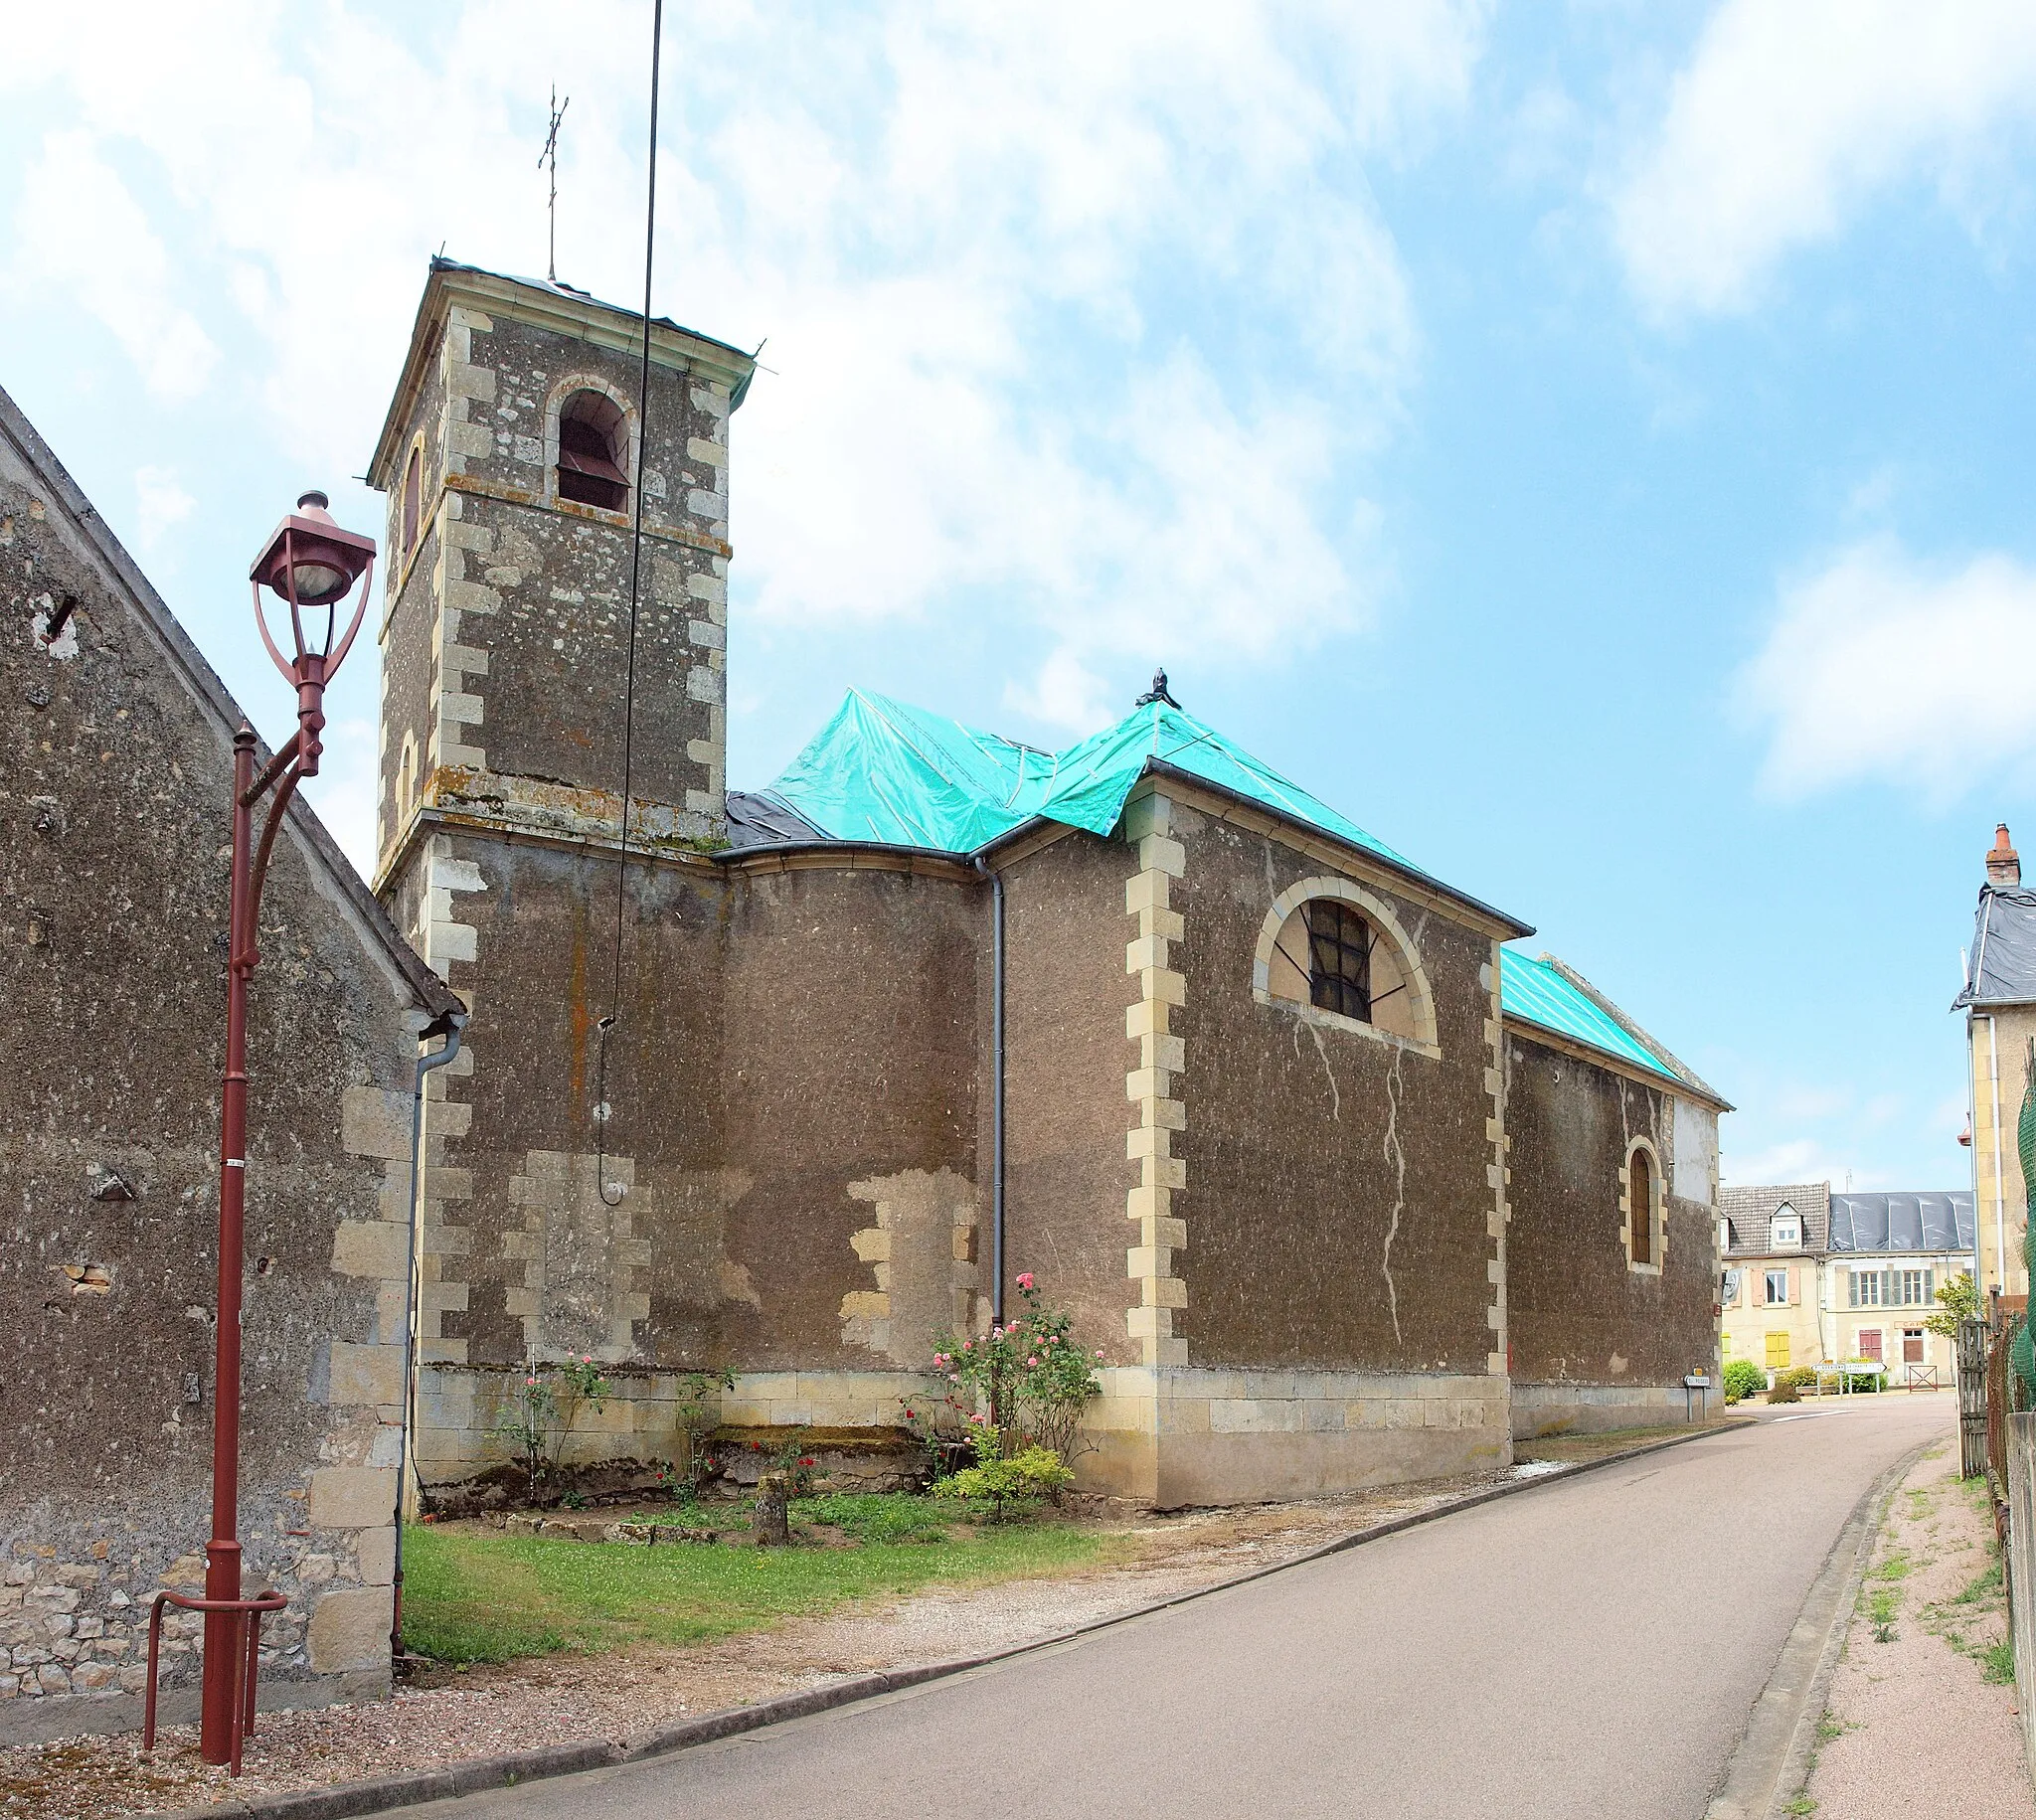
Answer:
[1719,1184,1974,1383]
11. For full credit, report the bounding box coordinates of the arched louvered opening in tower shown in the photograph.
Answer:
[556,389,630,512]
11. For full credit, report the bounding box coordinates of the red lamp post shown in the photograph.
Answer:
[154,492,376,1770]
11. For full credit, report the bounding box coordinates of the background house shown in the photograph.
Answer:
[1956,825,2036,1300]
[1719,1185,1972,1381]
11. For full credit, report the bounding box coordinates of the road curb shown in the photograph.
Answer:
[1701,1438,1929,1820]
[152,1419,1749,1820]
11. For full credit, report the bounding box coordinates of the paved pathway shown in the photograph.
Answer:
[401,1395,1951,1820]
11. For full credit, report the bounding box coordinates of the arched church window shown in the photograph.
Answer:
[1630,1147,1654,1265]
[1265,895,1419,1043]
[556,390,629,512]
[1624,1137,1664,1272]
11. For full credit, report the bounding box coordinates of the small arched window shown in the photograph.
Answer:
[395,729,419,826]
[1624,1138,1664,1273]
[401,441,423,554]
[1265,895,1418,1042]
[556,390,629,511]
[1630,1149,1654,1265]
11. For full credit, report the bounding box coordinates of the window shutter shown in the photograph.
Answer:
[1787,1266,1796,1305]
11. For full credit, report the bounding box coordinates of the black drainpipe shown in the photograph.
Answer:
[974,857,1006,1324]
[390,1009,467,1659]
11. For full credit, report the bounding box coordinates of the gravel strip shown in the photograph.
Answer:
[1803,1442,2035,1819]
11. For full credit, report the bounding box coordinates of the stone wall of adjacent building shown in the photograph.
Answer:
[0,391,455,1740]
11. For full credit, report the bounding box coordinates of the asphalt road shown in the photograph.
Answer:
[403,1395,1951,1820]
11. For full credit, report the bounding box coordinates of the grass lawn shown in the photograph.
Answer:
[401,1499,1115,1664]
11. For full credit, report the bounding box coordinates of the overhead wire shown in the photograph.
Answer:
[594,0,664,1210]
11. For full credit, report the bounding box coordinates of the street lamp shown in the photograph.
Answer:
[145,492,376,1773]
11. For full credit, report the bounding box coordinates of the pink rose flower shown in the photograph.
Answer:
[1017,1272,1035,1290]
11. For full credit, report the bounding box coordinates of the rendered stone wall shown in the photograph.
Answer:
[999,829,1145,1366]
[1503,1029,1721,1428]
[397,836,989,1493]
[1171,793,1508,1375]
[0,399,448,1739]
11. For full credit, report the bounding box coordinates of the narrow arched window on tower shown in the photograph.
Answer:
[401,442,423,554]
[556,390,629,512]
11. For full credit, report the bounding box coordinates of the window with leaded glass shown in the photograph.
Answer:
[1305,900,1373,1021]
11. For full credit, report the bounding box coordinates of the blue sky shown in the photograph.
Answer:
[7,1,2035,1192]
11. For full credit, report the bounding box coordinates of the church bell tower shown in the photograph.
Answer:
[365,258,755,885]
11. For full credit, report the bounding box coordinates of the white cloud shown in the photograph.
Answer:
[1722,1139,1886,1193]
[1613,0,2036,316]
[1738,536,2036,800]
[13,132,219,402]
[0,0,1484,730]
[133,465,195,551]
[1004,648,1111,737]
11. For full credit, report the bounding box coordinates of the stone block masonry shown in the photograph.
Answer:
[1123,791,1189,1368]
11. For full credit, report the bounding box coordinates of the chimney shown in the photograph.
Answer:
[1988,823,2022,889]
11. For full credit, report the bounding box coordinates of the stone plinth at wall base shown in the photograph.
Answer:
[1509,1382,1704,1439]
[0,1670,389,1749]
[415,1364,944,1494]
[1077,1367,1513,1508]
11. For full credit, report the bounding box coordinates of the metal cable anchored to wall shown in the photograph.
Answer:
[594,0,665,1210]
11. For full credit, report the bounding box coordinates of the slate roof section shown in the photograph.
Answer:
[1827,1192,1975,1255]
[1719,1183,1831,1257]
[1954,885,2036,1008]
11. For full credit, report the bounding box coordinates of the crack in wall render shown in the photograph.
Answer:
[1381,1045,1406,1344]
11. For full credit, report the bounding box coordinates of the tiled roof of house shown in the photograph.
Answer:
[1718,1183,1830,1257]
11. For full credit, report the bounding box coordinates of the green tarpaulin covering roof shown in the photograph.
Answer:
[1499,950,1683,1088]
[762,688,1411,866]
[745,689,1714,1100]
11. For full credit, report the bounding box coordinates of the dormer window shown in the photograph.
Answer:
[556,390,629,511]
[1771,1204,1801,1250]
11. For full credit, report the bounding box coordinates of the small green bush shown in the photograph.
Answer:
[1775,1367,1819,1393]
[1722,1359,1768,1403]
[938,1438,1074,1521]
[1767,1380,1801,1405]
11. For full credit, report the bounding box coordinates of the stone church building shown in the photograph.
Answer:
[366,260,1729,1506]
[0,257,1727,1734]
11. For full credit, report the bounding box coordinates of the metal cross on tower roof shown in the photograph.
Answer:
[539,86,570,283]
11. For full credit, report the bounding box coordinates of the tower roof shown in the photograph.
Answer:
[367,257,757,491]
